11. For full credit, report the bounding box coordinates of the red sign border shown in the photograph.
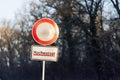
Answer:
[32,18,59,45]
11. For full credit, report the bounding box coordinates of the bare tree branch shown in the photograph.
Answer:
[85,0,91,15]
[111,0,120,18]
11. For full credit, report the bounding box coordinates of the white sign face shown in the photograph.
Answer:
[31,45,58,62]
[36,22,55,41]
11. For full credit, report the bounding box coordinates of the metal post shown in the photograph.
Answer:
[42,61,45,80]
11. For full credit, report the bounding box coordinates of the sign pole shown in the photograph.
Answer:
[42,61,45,80]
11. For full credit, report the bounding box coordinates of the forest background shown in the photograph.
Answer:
[0,0,120,80]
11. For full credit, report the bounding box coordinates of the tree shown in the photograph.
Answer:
[84,0,113,80]
[0,20,20,80]
[111,0,120,18]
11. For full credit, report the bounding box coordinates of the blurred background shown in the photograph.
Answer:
[0,0,120,80]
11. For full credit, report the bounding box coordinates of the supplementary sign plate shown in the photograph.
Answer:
[31,45,58,62]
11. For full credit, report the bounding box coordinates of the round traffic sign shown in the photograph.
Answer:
[32,18,59,46]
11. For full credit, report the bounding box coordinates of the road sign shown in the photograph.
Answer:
[31,45,58,62]
[32,18,59,46]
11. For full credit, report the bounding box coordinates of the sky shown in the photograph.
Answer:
[0,0,117,21]
[0,0,27,20]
